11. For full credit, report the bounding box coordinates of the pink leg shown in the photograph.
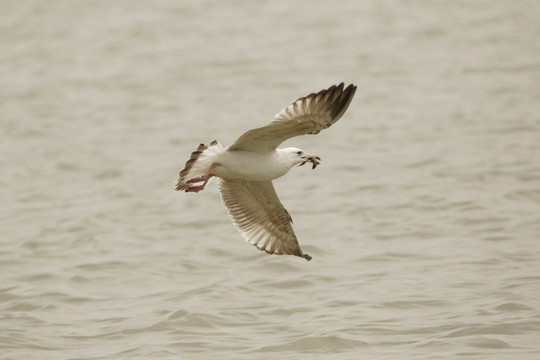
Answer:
[185,185,205,193]
[187,177,206,183]
[185,163,218,193]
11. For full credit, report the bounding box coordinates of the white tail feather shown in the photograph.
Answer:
[175,140,224,191]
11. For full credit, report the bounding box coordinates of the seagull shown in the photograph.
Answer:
[175,83,357,261]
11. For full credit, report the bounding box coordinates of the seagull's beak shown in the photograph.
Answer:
[299,155,321,169]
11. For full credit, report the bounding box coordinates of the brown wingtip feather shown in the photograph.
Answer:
[325,83,356,120]
[296,82,357,123]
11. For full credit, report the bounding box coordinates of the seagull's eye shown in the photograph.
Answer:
[297,151,302,155]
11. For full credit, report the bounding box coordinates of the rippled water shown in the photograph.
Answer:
[2,1,540,359]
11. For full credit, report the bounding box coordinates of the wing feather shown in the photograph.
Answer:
[228,83,357,152]
[218,179,311,260]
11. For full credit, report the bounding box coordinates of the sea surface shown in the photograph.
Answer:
[1,1,540,359]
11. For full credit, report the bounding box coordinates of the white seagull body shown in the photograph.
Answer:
[175,83,357,261]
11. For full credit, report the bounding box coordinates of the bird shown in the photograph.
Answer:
[175,83,357,261]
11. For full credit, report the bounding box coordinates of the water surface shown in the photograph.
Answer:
[1,1,540,359]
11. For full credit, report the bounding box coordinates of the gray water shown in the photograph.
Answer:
[2,1,540,359]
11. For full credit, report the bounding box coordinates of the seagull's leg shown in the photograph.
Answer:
[185,186,204,193]
[185,163,218,193]
[187,177,206,183]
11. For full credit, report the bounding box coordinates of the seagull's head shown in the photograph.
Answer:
[283,147,321,170]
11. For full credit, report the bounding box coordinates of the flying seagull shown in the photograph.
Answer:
[175,83,357,261]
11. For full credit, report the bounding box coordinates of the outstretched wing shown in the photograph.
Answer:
[218,178,311,260]
[228,83,357,152]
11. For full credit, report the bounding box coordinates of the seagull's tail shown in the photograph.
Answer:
[175,140,224,191]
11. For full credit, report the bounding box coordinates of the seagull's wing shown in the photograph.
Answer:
[228,83,357,152]
[218,178,311,261]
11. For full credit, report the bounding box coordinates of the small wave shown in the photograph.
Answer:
[443,321,540,338]
[494,302,532,312]
[467,336,512,349]
[256,335,366,352]
[380,299,449,309]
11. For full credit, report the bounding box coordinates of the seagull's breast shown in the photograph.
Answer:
[212,150,291,181]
